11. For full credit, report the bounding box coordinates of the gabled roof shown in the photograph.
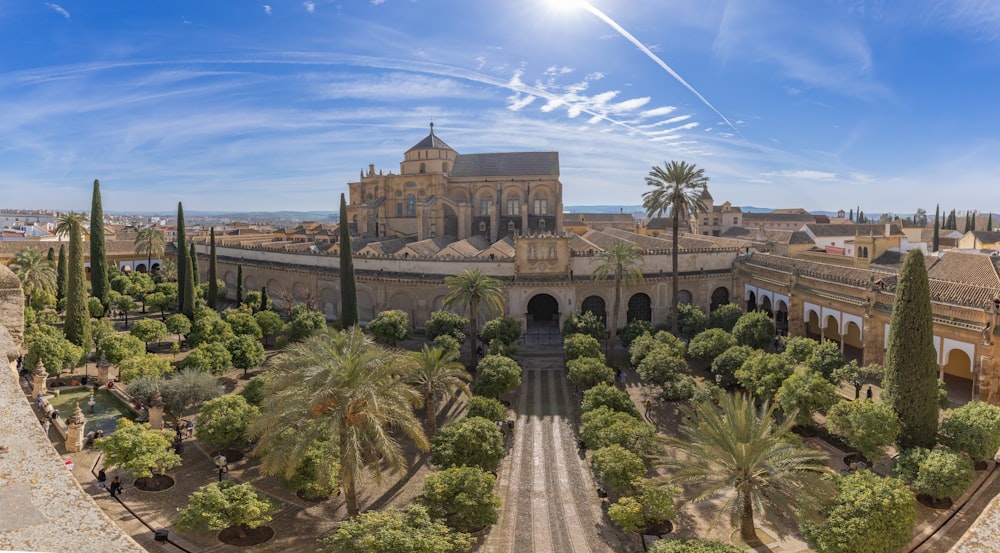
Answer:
[563,213,636,224]
[475,236,515,259]
[451,152,559,177]
[645,217,673,230]
[355,237,414,256]
[742,212,816,222]
[434,235,492,258]
[406,124,454,152]
[969,231,1000,244]
[396,236,455,258]
[567,233,602,255]
[804,223,905,237]
[927,251,1000,289]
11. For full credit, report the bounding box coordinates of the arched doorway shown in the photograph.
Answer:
[443,205,458,238]
[775,300,789,335]
[627,293,652,323]
[806,310,821,340]
[527,293,560,343]
[710,287,729,312]
[581,295,607,326]
[942,349,973,404]
[747,291,757,312]
[760,296,773,318]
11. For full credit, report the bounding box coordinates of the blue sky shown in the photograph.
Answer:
[2,0,999,215]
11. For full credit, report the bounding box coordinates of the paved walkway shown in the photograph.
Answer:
[484,344,632,553]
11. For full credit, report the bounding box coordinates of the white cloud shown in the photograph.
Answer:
[760,169,838,181]
[303,1,315,13]
[372,0,385,4]
[263,5,272,15]
[45,3,70,19]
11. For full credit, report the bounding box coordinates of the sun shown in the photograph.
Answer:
[542,0,585,14]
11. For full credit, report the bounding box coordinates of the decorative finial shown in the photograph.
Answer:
[34,359,47,377]
[97,353,109,370]
[430,121,434,135]
[67,402,86,426]
[149,388,164,408]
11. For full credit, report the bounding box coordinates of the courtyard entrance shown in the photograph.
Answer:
[525,294,561,345]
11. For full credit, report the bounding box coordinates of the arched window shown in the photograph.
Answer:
[538,218,546,230]
[419,163,426,174]
[406,194,416,217]
[507,221,515,232]
[479,221,487,233]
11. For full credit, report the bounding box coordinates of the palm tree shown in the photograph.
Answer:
[643,161,708,334]
[664,393,833,543]
[249,327,427,517]
[591,242,644,365]
[9,247,56,306]
[134,226,165,275]
[443,269,504,370]
[407,345,472,438]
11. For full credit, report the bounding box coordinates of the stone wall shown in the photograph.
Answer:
[0,264,24,351]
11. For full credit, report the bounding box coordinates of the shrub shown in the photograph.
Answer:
[466,396,507,422]
[319,504,473,553]
[914,448,975,500]
[581,383,640,417]
[567,357,615,390]
[433,334,461,355]
[731,310,775,350]
[284,438,340,501]
[648,539,744,553]
[580,406,656,454]
[562,311,605,340]
[239,373,271,407]
[892,447,931,485]
[708,303,744,333]
[472,355,522,399]
[481,317,521,349]
[564,333,602,361]
[367,309,412,346]
[939,401,1000,461]
[173,481,276,533]
[775,367,840,426]
[676,303,707,340]
[735,351,792,399]
[591,444,646,491]
[195,395,260,449]
[827,399,899,463]
[619,319,652,348]
[425,310,468,343]
[782,336,819,365]
[429,416,504,472]
[688,328,737,362]
[160,369,223,416]
[420,467,500,533]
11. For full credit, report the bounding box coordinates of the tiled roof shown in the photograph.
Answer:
[356,237,414,256]
[406,127,454,152]
[450,152,559,177]
[645,217,673,230]
[927,251,1000,289]
[601,228,674,250]
[397,236,455,257]
[563,213,636,224]
[435,235,492,258]
[700,189,713,200]
[568,233,602,255]
[970,231,1000,244]
[805,223,905,237]
[476,236,515,259]
[742,212,815,223]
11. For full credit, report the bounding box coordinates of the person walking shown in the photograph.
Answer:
[97,469,107,490]
[36,393,43,409]
[42,418,51,434]
[108,476,123,498]
[644,399,653,419]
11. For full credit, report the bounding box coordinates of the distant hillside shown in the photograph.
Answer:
[566,205,839,216]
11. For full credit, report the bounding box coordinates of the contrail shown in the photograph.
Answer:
[580,2,743,137]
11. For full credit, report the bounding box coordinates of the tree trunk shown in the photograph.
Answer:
[235,524,247,539]
[344,475,359,517]
[470,298,480,371]
[739,493,759,543]
[671,210,680,335]
[607,274,621,365]
[426,391,437,438]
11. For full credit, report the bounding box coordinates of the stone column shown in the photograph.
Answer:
[147,388,165,430]
[65,403,87,453]
[31,360,47,399]
[96,353,110,386]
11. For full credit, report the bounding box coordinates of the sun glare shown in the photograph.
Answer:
[543,0,585,15]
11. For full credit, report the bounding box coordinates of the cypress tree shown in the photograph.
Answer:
[56,244,67,301]
[932,204,940,252]
[964,212,971,233]
[970,210,977,232]
[848,208,853,222]
[884,249,939,449]
[189,242,200,286]
[339,193,359,327]
[176,202,187,311]
[988,213,994,232]
[182,244,195,319]
[236,264,244,304]
[260,286,269,312]
[62,214,91,351]
[89,179,110,306]
[858,210,865,224]
[947,209,956,230]
[47,247,55,263]
[207,227,218,309]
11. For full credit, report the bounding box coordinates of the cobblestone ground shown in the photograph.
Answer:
[483,344,632,553]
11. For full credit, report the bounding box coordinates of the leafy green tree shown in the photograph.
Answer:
[591,444,646,491]
[227,334,266,376]
[118,353,174,383]
[420,466,501,532]
[188,309,234,347]
[665,394,833,543]
[181,341,233,375]
[425,310,468,343]
[731,310,775,350]
[10,247,56,307]
[805,341,846,382]
[466,396,507,422]
[97,333,145,365]
[319,504,473,553]
[782,336,819,365]
[176,202,187,311]
[248,327,427,516]
[708,304,743,333]
[939,401,1000,461]
[368,309,412,346]
[196,395,260,449]
[433,334,461,355]
[636,344,688,387]
[735,351,792,399]
[56,244,67,301]
[648,539,743,553]
[629,330,686,368]
[283,437,340,500]
[134,225,165,282]
[472,354,522,399]
[642,160,708,333]
[145,291,173,320]
[564,333,602,361]
[429,416,504,472]
[338,193,359,326]
[286,307,326,341]
[591,242,644,361]
[208,227,219,309]
[111,291,138,325]
[802,471,916,553]
[89,180,110,306]
[95,419,181,486]
[832,361,884,400]
[688,328,737,362]
[562,310,605,340]
[90,316,116,352]
[884,249,939,449]
[239,373,271,407]
[676,303,708,340]
[827,399,899,463]
[173,481,276,538]
[580,406,656,454]
[481,316,521,349]
[775,367,839,426]
[443,269,504,370]
[130,318,168,350]
[914,448,974,500]
[165,313,191,344]
[892,446,930,485]
[567,356,615,390]
[236,263,244,304]
[226,311,263,339]
[608,480,678,533]
[407,345,471,438]
[56,212,91,350]
[581,383,640,417]
[619,319,653,349]
[25,324,83,375]
[159,369,224,417]
[128,271,155,313]
[710,344,754,388]
[87,296,105,319]
[254,310,284,346]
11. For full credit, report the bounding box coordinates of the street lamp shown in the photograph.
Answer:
[214,454,227,482]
